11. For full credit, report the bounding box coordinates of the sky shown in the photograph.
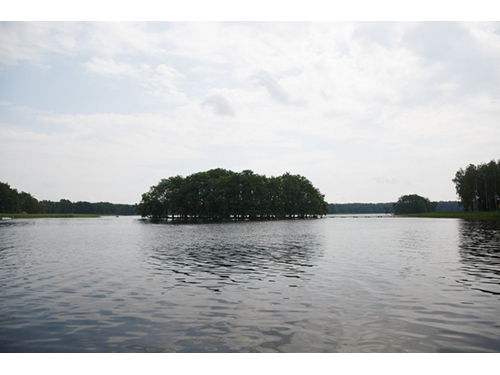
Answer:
[1,8,499,205]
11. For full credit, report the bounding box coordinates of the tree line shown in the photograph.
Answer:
[452,159,500,212]
[0,181,135,215]
[328,203,394,214]
[135,168,328,220]
[328,201,461,215]
[39,200,135,215]
[0,182,40,213]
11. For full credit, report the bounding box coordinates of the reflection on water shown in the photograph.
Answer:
[144,221,322,293]
[458,220,500,296]
[1,217,500,352]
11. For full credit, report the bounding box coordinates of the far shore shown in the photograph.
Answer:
[2,211,499,220]
[1,213,101,218]
[400,211,499,219]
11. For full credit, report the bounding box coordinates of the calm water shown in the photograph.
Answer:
[1,215,499,352]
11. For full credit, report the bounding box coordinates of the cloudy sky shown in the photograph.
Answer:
[1,17,499,204]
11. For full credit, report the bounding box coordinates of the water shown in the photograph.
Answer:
[1,215,499,352]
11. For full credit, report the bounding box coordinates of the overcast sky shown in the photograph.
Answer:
[1,17,499,204]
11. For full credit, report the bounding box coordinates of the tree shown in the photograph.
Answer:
[393,194,436,215]
[19,192,39,214]
[0,182,21,213]
[452,159,500,212]
[59,199,73,214]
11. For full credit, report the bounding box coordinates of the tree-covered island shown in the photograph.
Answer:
[393,194,436,215]
[135,169,329,220]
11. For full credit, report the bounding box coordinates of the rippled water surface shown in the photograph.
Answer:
[1,216,499,352]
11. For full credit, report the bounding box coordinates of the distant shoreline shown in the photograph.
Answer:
[1,213,101,218]
[399,211,499,219]
[2,211,498,220]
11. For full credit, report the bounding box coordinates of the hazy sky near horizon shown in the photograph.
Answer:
[1,20,499,204]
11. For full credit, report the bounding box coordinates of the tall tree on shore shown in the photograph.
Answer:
[19,192,39,214]
[0,182,21,213]
[452,159,500,212]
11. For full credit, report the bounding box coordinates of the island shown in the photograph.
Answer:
[135,168,328,220]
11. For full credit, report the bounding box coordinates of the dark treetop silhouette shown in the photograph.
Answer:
[0,181,134,215]
[135,169,328,220]
[453,159,500,212]
[393,194,436,215]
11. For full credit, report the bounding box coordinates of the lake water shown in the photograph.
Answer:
[1,215,499,353]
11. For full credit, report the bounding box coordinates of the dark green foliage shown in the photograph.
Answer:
[434,201,463,212]
[19,192,40,214]
[327,201,461,214]
[0,181,135,215]
[0,182,22,213]
[0,182,39,214]
[136,169,328,220]
[393,194,436,215]
[39,200,135,215]
[452,159,500,212]
[328,203,395,214]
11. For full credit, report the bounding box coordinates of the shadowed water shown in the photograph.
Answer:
[1,216,499,352]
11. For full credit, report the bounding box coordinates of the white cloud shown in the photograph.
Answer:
[0,22,168,68]
[80,22,167,57]
[251,70,292,105]
[146,64,187,103]
[84,57,187,104]
[84,57,141,77]
[202,94,235,116]
[0,22,83,67]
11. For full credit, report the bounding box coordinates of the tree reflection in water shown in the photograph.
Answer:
[143,220,324,292]
[458,219,500,296]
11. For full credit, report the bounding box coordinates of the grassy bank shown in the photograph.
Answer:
[1,213,101,219]
[401,211,499,219]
